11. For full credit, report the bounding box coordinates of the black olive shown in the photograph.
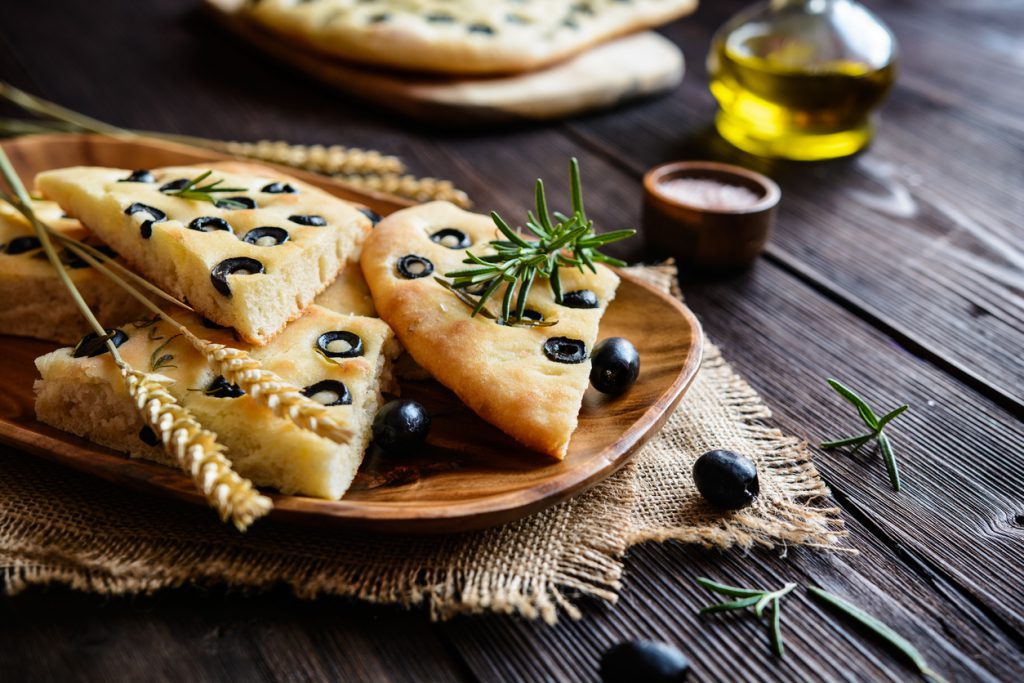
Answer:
[468,23,494,34]
[571,2,595,15]
[216,196,257,210]
[72,328,128,358]
[693,450,759,510]
[124,202,167,239]
[211,257,265,297]
[368,13,390,23]
[499,309,543,325]
[425,12,454,23]
[159,178,191,192]
[563,18,579,29]
[200,316,228,329]
[505,14,529,24]
[261,182,297,194]
[316,330,364,358]
[561,289,599,309]
[119,169,156,183]
[139,425,160,446]
[242,227,289,246]
[372,399,431,454]
[397,254,434,279]
[430,228,471,249]
[301,379,352,407]
[205,375,244,399]
[543,337,587,364]
[63,248,91,269]
[288,214,326,227]
[188,216,233,234]
[3,236,42,254]
[600,640,690,683]
[358,207,382,226]
[590,338,640,395]
[463,281,489,295]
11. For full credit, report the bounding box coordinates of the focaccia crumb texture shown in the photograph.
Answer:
[360,201,619,458]
[0,199,145,344]
[36,162,372,345]
[34,305,398,500]
[243,0,697,75]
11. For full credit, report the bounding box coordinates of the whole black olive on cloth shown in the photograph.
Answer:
[600,640,690,683]
[590,337,640,395]
[372,399,431,454]
[692,450,760,510]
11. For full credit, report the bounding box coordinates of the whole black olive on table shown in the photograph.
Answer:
[600,640,690,683]
[372,399,431,454]
[590,337,640,395]
[692,450,760,510]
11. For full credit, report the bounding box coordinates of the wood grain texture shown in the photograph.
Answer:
[1,0,1023,681]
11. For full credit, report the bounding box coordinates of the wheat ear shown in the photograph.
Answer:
[182,329,353,444]
[122,367,272,530]
[0,149,271,531]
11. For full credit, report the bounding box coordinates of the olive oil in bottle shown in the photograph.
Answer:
[708,0,896,160]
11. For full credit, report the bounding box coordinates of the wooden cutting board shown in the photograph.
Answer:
[205,0,685,124]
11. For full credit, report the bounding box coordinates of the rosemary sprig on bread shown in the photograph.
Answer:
[443,158,635,324]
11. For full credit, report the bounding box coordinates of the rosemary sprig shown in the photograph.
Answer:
[820,378,909,491]
[162,170,248,210]
[697,577,797,657]
[808,587,948,683]
[443,158,634,324]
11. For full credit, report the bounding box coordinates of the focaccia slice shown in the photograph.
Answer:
[241,0,697,76]
[36,162,372,345]
[0,199,146,344]
[35,306,398,499]
[360,201,619,458]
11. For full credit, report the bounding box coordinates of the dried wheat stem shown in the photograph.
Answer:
[219,139,406,176]
[120,366,272,531]
[182,329,353,444]
[336,172,472,208]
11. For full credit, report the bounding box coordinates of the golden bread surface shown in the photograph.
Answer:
[242,0,697,75]
[36,161,372,345]
[0,199,145,344]
[360,201,619,458]
[34,306,398,499]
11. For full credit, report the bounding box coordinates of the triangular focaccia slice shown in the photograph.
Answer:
[35,306,398,499]
[36,162,372,345]
[360,201,620,458]
[0,199,146,344]
[241,0,696,76]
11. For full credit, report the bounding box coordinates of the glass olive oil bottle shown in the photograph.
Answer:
[708,0,896,160]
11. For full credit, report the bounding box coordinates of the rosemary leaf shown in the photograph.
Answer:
[696,577,764,598]
[808,587,947,683]
[820,433,875,450]
[878,432,902,492]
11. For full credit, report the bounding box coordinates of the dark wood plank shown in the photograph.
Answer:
[0,584,469,683]
[561,0,1024,409]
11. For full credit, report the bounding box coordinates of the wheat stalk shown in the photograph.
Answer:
[182,329,353,444]
[0,149,272,531]
[122,367,272,530]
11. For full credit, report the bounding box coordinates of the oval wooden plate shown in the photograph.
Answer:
[0,134,703,533]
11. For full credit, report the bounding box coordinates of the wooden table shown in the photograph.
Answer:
[2,1,1022,680]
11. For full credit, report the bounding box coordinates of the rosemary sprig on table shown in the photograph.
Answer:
[808,587,948,683]
[443,158,634,324]
[820,378,909,491]
[697,577,797,657]
[162,170,248,210]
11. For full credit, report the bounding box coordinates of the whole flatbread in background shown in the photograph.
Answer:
[241,0,697,75]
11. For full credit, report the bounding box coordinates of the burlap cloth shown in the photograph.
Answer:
[0,264,846,624]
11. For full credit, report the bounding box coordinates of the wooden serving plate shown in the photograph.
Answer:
[0,133,703,533]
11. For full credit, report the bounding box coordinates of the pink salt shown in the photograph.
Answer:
[659,177,761,210]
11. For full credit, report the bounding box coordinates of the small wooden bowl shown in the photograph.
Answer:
[643,161,781,271]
